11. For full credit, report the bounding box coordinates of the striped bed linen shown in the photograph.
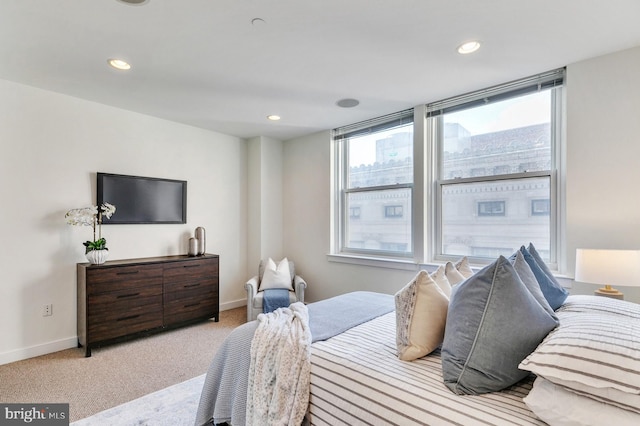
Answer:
[308,312,545,426]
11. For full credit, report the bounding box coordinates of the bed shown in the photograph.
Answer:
[195,253,640,426]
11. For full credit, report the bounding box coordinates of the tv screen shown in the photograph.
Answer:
[97,173,187,224]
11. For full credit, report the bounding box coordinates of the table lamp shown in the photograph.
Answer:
[575,249,640,300]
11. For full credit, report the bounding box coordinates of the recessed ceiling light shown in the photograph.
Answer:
[267,115,281,121]
[457,40,481,55]
[107,58,131,70]
[336,98,360,108]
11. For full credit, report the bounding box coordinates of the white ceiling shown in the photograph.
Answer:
[2,0,640,141]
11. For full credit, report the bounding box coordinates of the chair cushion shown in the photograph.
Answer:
[259,258,295,285]
[259,257,293,291]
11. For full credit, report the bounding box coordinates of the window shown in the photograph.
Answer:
[332,68,564,268]
[430,68,564,264]
[333,109,414,258]
[531,199,550,216]
[385,205,404,218]
[477,201,505,217]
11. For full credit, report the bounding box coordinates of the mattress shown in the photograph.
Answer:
[309,312,545,426]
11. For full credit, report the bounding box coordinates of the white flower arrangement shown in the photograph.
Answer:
[65,203,116,253]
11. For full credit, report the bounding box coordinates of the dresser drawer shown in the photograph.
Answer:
[87,296,163,342]
[163,258,218,278]
[86,264,163,295]
[164,290,218,325]
[87,285,162,307]
[163,277,216,294]
[163,259,218,292]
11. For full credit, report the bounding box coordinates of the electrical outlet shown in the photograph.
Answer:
[43,304,52,317]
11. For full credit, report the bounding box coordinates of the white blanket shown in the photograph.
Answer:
[246,302,311,426]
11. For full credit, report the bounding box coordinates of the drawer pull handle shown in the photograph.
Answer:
[117,292,140,299]
[117,314,140,322]
[183,264,201,268]
[117,271,140,275]
[184,283,200,289]
[184,302,201,308]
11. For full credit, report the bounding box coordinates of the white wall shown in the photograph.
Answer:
[0,79,248,364]
[283,131,420,302]
[246,136,284,276]
[565,46,640,300]
[283,45,640,304]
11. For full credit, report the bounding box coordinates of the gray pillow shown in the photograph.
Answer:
[511,251,558,320]
[441,255,559,395]
[519,245,568,310]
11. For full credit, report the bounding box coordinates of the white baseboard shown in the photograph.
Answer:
[0,337,78,366]
[1,301,247,366]
[220,298,246,311]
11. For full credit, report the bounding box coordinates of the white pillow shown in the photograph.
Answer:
[455,256,474,278]
[395,270,449,361]
[445,261,466,286]
[430,265,452,298]
[524,377,640,426]
[259,257,292,291]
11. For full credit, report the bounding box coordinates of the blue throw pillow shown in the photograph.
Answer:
[441,256,559,395]
[519,245,568,310]
[510,251,558,320]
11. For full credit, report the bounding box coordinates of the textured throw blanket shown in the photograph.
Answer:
[246,302,311,426]
[262,288,291,314]
[194,291,395,426]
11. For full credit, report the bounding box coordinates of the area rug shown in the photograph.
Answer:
[71,374,205,426]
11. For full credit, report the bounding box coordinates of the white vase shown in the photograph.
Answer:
[86,249,109,265]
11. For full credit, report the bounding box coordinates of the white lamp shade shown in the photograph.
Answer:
[575,249,640,287]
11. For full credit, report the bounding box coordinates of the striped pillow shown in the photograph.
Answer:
[519,296,640,405]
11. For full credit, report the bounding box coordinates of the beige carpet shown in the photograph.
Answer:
[0,306,245,422]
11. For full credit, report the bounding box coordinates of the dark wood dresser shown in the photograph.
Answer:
[77,254,219,357]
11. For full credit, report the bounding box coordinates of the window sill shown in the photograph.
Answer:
[327,253,572,288]
[327,253,419,271]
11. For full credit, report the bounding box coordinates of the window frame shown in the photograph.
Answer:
[332,109,415,262]
[330,69,565,272]
[429,70,564,268]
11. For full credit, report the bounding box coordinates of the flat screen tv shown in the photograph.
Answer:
[97,173,187,224]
